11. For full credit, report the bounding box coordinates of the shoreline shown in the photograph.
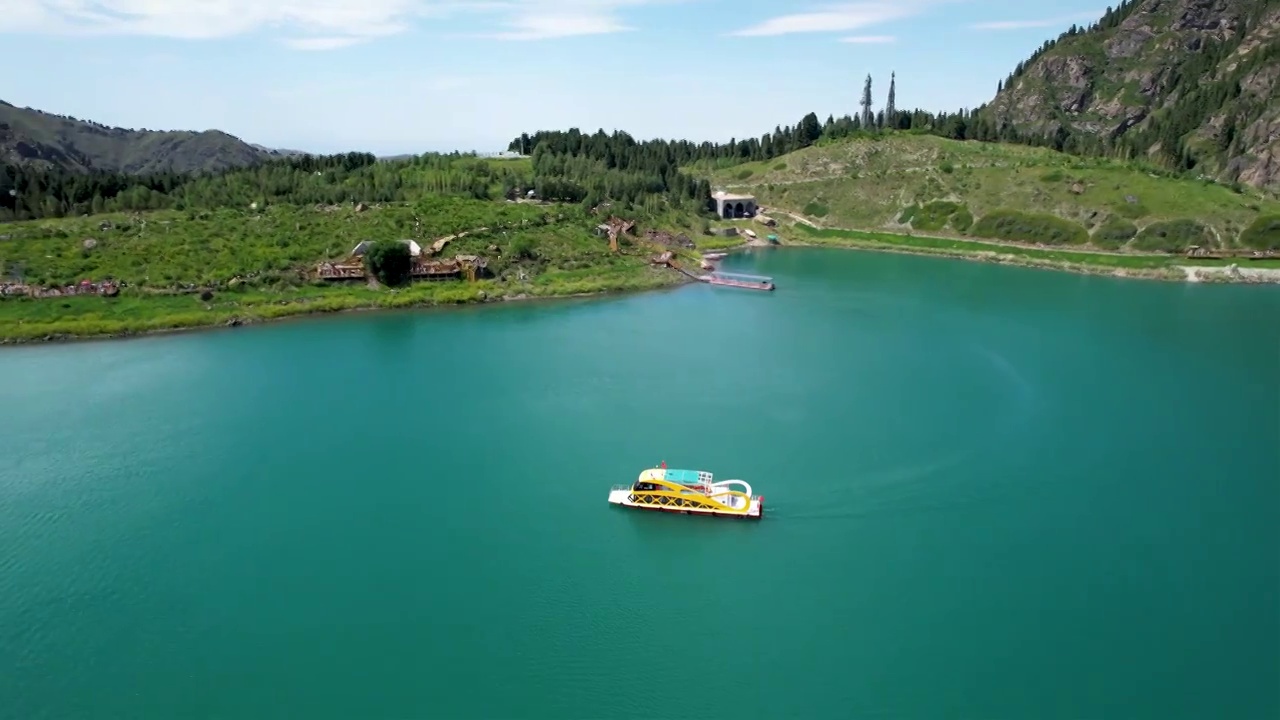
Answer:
[776,239,1187,282]
[0,275,696,348]
[5,228,1278,347]
[756,227,1280,285]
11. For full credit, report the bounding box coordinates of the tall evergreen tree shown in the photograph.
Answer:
[885,72,897,129]
[860,74,874,129]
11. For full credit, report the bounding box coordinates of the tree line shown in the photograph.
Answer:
[6,0,1274,224]
[510,0,1279,198]
[0,151,534,222]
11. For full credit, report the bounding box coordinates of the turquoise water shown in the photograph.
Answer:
[2,248,1277,719]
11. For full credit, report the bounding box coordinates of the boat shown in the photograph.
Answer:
[704,271,775,291]
[608,467,764,519]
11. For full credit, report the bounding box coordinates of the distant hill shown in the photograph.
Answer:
[0,100,277,175]
[702,133,1280,251]
[986,0,1280,191]
[250,143,310,158]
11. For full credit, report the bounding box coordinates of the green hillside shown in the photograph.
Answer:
[703,133,1280,252]
[0,197,691,342]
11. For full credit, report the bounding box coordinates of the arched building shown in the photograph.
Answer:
[712,191,757,219]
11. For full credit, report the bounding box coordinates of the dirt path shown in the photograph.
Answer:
[762,206,1174,258]
[764,208,821,229]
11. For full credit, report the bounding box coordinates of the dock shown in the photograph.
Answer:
[649,252,776,291]
[705,271,775,291]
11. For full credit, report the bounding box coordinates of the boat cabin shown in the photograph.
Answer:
[634,468,715,492]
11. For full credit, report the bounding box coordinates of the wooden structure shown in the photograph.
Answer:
[318,254,488,283]
[456,255,488,282]
[317,261,365,280]
[411,257,461,280]
[1185,246,1278,260]
[596,216,636,253]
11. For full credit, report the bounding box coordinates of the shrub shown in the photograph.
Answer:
[950,207,974,233]
[912,201,960,231]
[804,201,829,218]
[509,236,537,260]
[1239,214,1280,250]
[1132,220,1208,252]
[970,209,1089,245]
[364,240,412,286]
[1091,217,1138,250]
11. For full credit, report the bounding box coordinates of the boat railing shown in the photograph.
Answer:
[610,484,632,492]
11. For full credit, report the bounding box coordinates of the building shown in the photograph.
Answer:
[712,191,757,219]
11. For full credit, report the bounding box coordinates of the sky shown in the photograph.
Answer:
[0,0,1106,155]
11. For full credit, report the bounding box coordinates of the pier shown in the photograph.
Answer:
[649,252,776,291]
[705,271,775,291]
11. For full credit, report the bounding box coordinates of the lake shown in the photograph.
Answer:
[2,247,1277,719]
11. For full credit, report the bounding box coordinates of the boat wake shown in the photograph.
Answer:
[771,341,1040,523]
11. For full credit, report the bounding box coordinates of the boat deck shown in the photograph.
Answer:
[608,467,764,519]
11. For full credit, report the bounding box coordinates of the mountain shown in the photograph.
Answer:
[986,0,1280,191]
[0,100,276,175]
[250,143,310,158]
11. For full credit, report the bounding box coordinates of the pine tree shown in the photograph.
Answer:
[885,72,897,130]
[860,74,874,130]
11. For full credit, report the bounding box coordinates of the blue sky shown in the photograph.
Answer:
[1,0,1104,155]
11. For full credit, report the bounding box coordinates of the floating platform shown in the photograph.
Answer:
[702,271,775,291]
[608,467,764,519]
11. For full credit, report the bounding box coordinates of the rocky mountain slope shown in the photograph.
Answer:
[987,0,1280,191]
[0,100,277,175]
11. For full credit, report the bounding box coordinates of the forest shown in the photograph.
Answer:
[0,151,536,223]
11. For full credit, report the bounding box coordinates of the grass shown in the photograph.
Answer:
[699,134,1280,249]
[0,196,569,289]
[0,197,696,343]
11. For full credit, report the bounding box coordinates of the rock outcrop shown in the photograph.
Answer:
[987,0,1280,191]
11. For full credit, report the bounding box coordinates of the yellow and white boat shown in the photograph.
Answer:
[608,466,764,519]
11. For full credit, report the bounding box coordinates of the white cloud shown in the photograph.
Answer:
[0,0,659,47]
[970,11,1101,31]
[477,0,684,40]
[839,34,894,43]
[727,1,920,37]
[284,36,366,50]
[480,11,632,40]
